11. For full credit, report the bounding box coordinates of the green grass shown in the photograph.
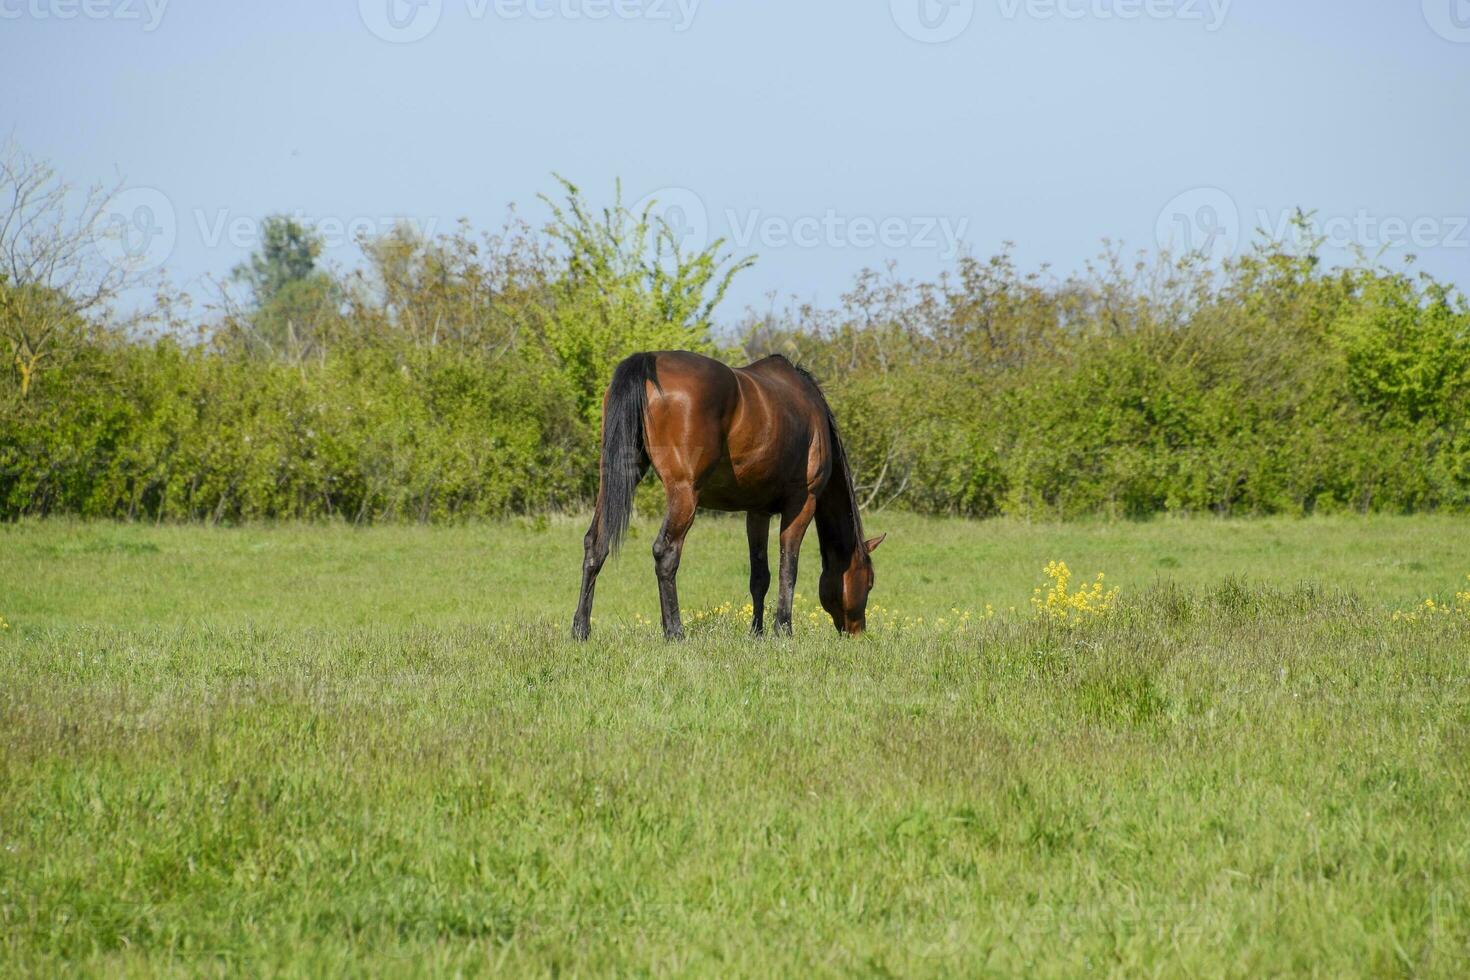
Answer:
[2,514,1470,976]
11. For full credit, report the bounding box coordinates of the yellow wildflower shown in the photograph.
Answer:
[1031,560,1119,623]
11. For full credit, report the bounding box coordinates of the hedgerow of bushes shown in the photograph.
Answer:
[3,189,1468,522]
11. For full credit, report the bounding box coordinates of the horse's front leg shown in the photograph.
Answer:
[774,495,817,635]
[653,482,698,640]
[746,511,771,635]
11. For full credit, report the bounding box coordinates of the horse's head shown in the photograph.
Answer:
[820,533,886,635]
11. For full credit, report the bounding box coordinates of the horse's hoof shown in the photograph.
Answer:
[571,621,590,641]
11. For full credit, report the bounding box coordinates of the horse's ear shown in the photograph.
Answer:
[864,533,887,554]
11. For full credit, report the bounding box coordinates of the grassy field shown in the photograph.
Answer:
[3,513,1470,975]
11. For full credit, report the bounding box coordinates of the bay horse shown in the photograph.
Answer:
[571,350,885,640]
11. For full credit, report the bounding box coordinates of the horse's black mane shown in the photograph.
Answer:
[766,355,868,558]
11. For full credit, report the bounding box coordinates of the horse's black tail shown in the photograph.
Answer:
[596,352,656,555]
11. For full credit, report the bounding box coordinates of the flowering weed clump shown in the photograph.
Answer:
[1031,560,1120,623]
[1392,575,1470,624]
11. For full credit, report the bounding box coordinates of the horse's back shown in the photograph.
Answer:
[643,351,820,423]
[637,352,829,512]
[735,353,819,396]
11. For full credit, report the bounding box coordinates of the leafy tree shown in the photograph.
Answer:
[228,216,340,359]
[538,178,753,422]
[232,216,321,305]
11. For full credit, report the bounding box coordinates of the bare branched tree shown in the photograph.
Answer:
[0,142,142,397]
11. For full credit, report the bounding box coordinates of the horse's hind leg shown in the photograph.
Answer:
[653,482,697,640]
[746,511,771,635]
[571,516,609,641]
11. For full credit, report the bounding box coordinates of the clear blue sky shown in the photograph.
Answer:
[3,0,1467,318]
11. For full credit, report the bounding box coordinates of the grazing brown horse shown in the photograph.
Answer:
[572,350,885,640]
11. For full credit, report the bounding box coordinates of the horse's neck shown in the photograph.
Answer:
[815,471,862,569]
